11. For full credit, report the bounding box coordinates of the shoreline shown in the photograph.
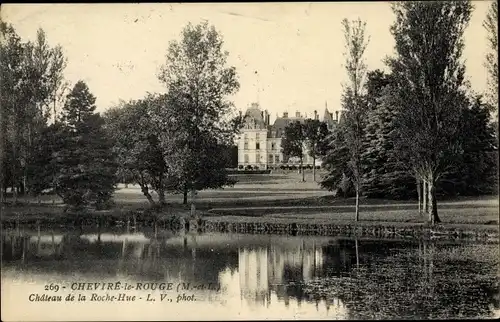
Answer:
[1,194,498,241]
[1,208,498,241]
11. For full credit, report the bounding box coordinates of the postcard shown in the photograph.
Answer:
[1,2,499,321]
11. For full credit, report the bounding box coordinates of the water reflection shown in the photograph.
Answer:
[1,227,498,320]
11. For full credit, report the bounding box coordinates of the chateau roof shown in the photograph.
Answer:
[241,102,338,138]
[323,107,334,123]
[245,103,264,119]
[243,103,267,129]
[269,116,305,138]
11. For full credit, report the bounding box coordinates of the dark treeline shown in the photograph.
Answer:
[279,1,498,225]
[1,2,497,225]
[316,1,498,224]
[0,20,243,212]
[320,69,498,199]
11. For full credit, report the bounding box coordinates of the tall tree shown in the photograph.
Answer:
[21,29,67,195]
[0,20,24,203]
[388,1,473,224]
[57,81,117,210]
[303,119,329,182]
[361,70,416,201]
[0,23,67,202]
[282,121,306,182]
[157,21,240,216]
[61,81,97,127]
[341,18,370,221]
[483,0,498,113]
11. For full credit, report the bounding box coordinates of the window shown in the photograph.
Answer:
[244,142,248,150]
[256,153,261,162]
[244,154,249,163]
[256,132,260,140]
[275,155,280,163]
[268,154,274,163]
[256,142,260,150]
[271,142,275,150]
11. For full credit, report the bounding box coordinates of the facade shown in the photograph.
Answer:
[237,102,339,169]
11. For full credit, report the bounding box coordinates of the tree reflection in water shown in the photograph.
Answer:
[304,239,500,319]
[2,228,499,319]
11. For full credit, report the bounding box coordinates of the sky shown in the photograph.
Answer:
[2,2,493,123]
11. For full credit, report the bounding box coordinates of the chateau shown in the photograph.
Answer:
[237,103,339,169]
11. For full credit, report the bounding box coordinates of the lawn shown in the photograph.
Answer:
[1,172,498,228]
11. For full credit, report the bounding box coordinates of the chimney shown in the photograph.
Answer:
[330,112,333,119]
[335,111,339,122]
[314,110,318,120]
[296,111,301,118]
[239,110,242,118]
[264,110,269,125]
[261,111,264,119]
[283,111,288,118]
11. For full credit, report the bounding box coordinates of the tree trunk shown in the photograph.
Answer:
[355,238,359,269]
[20,180,25,195]
[158,187,166,206]
[53,96,57,124]
[22,174,27,196]
[416,177,422,215]
[427,176,441,224]
[157,175,165,205]
[0,182,4,204]
[24,121,33,196]
[12,137,19,204]
[12,179,18,204]
[312,155,316,182]
[190,188,196,218]
[183,185,188,205]
[0,95,5,204]
[422,180,427,215]
[301,157,305,182]
[139,184,155,207]
[355,185,360,221]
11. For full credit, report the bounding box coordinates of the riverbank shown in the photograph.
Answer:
[2,194,498,223]
[1,172,498,238]
[2,197,498,241]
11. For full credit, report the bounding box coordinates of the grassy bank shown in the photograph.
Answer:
[1,173,498,232]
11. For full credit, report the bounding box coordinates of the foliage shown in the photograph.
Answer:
[320,120,355,197]
[104,95,171,206]
[0,21,67,201]
[56,81,117,210]
[281,121,305,162]
[388,1,473,223]
[0,20,24,201]
[483,0,498,110]
[303,119,329,181]
[156,21,240,208]
[441,95,498,196]
[26,123,65,196]
[281,121,307,181]
[340,18,370,218]
[361,71,415,200]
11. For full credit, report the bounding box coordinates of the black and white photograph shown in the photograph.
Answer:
[1,2,499,321]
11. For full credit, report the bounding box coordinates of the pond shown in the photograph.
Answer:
[1,227,499,320]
